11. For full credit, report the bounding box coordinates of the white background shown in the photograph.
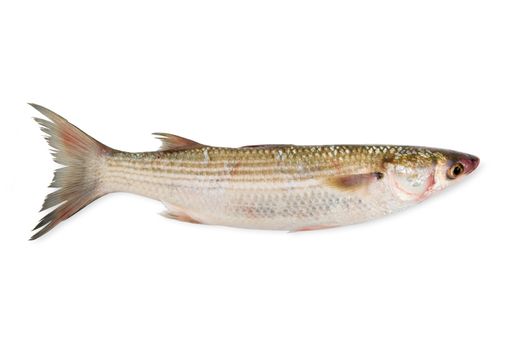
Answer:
[1,1,523,349]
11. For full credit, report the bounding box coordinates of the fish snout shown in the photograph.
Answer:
[461,155,480,174]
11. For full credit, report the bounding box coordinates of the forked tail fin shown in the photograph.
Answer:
[30,104,113,240]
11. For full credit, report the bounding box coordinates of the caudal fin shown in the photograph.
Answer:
[30,104,112,240]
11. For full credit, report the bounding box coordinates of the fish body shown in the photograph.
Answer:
[30,104,479,239]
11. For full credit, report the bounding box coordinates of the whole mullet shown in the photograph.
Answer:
[30,104,479,240]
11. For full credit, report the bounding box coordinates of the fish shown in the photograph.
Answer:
[29,103,480,240]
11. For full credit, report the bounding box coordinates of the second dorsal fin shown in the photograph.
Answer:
[241,144,293,149]
[153,133,203,151]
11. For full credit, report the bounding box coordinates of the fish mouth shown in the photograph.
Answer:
[462,155,480,174]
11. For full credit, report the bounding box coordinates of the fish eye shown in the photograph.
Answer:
[447,162,464,179]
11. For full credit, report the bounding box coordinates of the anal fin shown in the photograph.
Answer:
[290,224,338,232]
[161,202,202,224]
[161,211,202,224]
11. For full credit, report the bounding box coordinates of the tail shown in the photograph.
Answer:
[30,103,113,240]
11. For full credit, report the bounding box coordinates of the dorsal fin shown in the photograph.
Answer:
[241,144,293,149]
[153,133,203,151]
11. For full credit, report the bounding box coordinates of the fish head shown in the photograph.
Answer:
[384,147,479,202]
[431,149,480,191]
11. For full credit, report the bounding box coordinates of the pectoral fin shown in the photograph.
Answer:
[325,172,384,191]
